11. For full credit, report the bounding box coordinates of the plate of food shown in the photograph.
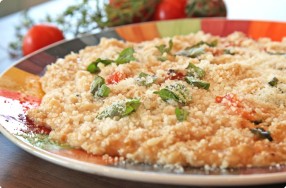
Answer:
[1,18,286,186]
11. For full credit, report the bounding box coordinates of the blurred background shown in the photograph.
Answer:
[0,0,48,17]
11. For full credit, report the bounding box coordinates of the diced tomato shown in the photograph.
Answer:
[166,69,185,80]
[106,71,127,84]
[216,93,255,121]
[216,93,242,107]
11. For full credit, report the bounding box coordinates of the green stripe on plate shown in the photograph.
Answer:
[156,19,201,37]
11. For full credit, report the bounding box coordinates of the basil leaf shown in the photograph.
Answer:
[185,77,210,90]
[96,58,114,65]
[175,107,188,122]
[176,40,217,58]
[250,128,273,141]
[187,63,205,79]
[224,49,235,55]
[115,47,136,65]
[90,76,110,98]
[156,39,173,55]
[176,46,205,58]
[157,56,168,62]
[267,51,286,57]
[136,72,157,86]
[122,99,141,116]
[87,58,113,73]
[154,89,180,103]
[97,84,110,97]
[90,76,105,95]
[268,77,278,87]
[87,62,100,73]
[190,41,217,48]
[154,83,190,105]
[97,98,141,120]
[87,48,136,73]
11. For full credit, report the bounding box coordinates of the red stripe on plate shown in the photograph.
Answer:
[202,19,251,37]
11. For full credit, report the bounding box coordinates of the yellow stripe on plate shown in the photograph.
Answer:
[156,19,201,38]
[0,67,44,98]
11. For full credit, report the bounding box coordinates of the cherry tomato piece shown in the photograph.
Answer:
[216,93,256,121]
[153,0,187,21]
[22,24,64,56]
[106,71,127,84]
[166,69,185,80]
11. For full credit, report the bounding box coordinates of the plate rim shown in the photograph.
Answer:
[1,124,286,186]
[1,18,286,186]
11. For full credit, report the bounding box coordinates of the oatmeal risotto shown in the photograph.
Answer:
[28,31,286,168]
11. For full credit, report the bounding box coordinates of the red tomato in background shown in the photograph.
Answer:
[106,71,127,84]
[22,24,64,56]
[153,0,187,20]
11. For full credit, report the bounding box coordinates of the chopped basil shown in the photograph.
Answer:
[87,58,113,73]
[268,77,278,87]
[190,40,218,48]
[176,46,205,58]
[186,63,205,79]
[115,47,136,65]
[87,62,100,73]
[175,107,188,122]
[250,127,273,141]
[185,77,210,90]
[97,84,110,97]
[90,76,110,98]
[156,39,173,55]
[122,99,141,116]
[224,49,236,55]
[154,83,190,105]
[267,51,286,57]
[176,40,217,58]
[154,89,180,103]
[90,76,105,95]
[251,120,263,125]
[157,56,168,62]
[135,72,157,86]
[185,63,210,90]
[87,48,135,73]
[97,98,141,120]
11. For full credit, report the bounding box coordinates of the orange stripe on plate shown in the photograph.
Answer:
[115,22,160,42]
[248,21,286,41]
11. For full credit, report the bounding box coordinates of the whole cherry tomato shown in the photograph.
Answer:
[107,0,159,26]
[106,71,127,84]
[22,24,64,56]
[153,0,187,21]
